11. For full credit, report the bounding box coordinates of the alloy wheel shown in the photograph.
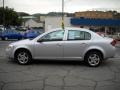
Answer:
[15,50,32,65]
[88,53,100,66]
[85,51,102,67]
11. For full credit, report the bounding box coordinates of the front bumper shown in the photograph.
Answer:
[5,47,14,59]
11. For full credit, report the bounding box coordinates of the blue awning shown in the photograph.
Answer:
[71,18,120,26]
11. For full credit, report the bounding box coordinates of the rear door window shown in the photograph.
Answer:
[67,30,91,40]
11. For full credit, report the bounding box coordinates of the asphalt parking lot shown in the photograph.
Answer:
[0,41,120,90]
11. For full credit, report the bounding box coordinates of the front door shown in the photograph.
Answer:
[34,30,65,59]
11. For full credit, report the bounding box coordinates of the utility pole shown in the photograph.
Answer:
[3,0,5,30]
[61,0,64,29]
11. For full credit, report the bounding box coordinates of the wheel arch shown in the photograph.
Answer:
[84,49,104,60]
[14,48,32,59]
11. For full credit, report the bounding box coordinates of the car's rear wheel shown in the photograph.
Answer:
[18,38,21,40]
[15,50,32,65]
[5,37,8,40]
[85,51,103,67]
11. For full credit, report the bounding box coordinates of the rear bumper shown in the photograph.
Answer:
[104,47,116,59]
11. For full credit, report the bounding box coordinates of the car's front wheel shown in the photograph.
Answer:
[15,50,32,65]
[85,51,103,67]
[1,37,8,40]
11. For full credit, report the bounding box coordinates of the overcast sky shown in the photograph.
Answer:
[0,0,120,14]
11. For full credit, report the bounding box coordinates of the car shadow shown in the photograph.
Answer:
[7,58,85,66]
[8,58,110,67]
[32,60,85,66]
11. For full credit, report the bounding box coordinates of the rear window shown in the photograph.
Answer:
[68,30,91,40]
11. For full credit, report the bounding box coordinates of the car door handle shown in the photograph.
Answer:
[57,43,62,46]
[81,43,87,45]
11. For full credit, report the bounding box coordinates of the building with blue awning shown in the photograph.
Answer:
[71,18,120,27]
[71,11,120,34]
[70,18,120,34]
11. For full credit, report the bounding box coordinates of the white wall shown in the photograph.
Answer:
[45,16,72,32]
[24,19,43,28]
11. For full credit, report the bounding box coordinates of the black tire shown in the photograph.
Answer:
[84,51,103,67]
[18,38,21,40]
[15,50,32,65]
[1,37,5,40]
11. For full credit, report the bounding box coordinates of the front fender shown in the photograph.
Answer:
[13,45,34,58]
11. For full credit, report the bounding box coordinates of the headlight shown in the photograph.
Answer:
[6,44,14,50]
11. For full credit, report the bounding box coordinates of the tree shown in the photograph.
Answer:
[0,6,22,26]
[17,12,30,16]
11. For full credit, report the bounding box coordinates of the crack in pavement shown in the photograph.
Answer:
[106,65,120,83]
[93,81,97,90]
[62,70,71,90]
[42,77,47,90]
[1,79,44,90]
[0,81,6,90]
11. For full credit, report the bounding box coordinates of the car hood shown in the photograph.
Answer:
[10,39,32,46]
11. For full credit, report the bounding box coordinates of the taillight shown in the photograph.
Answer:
[111,39,117,46]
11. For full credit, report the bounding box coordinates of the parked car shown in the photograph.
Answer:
[23,29,43,39]
[0,29,2,39]
[0,25,6,31]
[96,32,105,37]
[1,29,23,40]
[112,34,120,41]
[5,27,116,67]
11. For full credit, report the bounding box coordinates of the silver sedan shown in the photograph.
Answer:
[6,27,116,67]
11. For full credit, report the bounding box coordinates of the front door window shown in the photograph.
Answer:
[40,30,65,41]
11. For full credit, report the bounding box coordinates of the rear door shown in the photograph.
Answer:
[63,30,91,60]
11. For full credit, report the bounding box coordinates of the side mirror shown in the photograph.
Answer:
[37,38,44,42]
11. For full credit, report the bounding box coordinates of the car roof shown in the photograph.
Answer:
[49,27,92,32]
[34,27,103,41]
[43,27,98,36]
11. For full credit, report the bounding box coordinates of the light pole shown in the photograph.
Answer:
[3,0,4,9]
[61,0,64,29]
[3,0,5,30]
